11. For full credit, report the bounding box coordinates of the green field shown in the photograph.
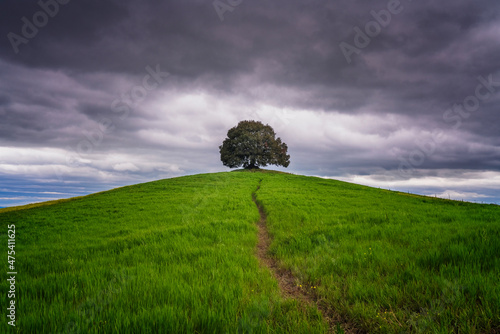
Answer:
[1,170,499,333]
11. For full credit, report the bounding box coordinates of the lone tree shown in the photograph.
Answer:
[219,120,290,169]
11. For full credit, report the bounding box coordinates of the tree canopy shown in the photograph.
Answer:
[219,120,290,169]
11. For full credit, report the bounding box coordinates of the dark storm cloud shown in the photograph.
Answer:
[1,0,500,206]
[0,0,130,70]
[2,1,499,106]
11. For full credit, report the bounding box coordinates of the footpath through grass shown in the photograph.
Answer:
[0,172,326,333]
[1,170,499,333]
[254,172,500,333]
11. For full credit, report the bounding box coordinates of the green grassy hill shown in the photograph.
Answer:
[1,170,499,333]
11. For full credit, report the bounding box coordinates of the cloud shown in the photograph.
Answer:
[0,0,500,206]
[434,190,488,201]
[113,163,140,172]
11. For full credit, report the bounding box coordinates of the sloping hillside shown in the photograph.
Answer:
[1,171,498,333]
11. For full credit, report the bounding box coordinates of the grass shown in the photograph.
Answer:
[254,172,500,333]
[0,170,499,333]
[0,173,326,333]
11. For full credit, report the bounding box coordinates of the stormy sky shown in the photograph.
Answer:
[1,0,500,207]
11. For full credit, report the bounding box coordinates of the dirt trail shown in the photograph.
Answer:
[251,181,361,334]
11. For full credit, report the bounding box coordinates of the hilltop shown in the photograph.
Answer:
[1,170,499,333]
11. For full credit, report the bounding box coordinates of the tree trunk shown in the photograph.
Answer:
[245,164,259,170]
